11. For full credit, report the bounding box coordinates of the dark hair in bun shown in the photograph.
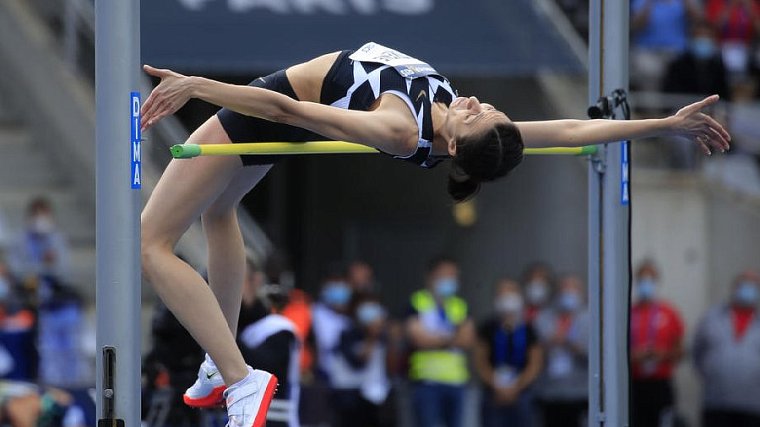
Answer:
[448,121,524,202]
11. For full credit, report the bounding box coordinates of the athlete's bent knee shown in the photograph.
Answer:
[141,228,171,279]
[201,203,237,226]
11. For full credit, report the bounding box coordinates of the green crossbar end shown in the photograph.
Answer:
[580,145,599,156]
[170,144,202,159]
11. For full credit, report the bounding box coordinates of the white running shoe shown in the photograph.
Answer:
[183,357,227,408]
[224,367,278,427]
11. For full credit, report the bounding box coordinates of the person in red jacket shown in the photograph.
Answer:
[630,260,685,427]
[706,0,760,78]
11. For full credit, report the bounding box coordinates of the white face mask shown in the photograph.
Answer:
[526,281,549,305]
[495,294,524,316]
[30,215,55,235]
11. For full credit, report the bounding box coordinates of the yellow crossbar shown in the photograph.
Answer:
[170,141,598,159]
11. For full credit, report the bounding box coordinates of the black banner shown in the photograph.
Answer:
[141,0,583,76]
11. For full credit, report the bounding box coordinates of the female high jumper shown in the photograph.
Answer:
[139,42,729,427]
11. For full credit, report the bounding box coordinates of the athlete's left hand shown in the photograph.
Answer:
[667,94,731,156]
[141,65,194,131]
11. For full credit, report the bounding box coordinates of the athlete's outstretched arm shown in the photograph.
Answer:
[514,95,730,155]
[140,65,416,156]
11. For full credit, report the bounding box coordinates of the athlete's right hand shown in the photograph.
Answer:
[141,65,194,131]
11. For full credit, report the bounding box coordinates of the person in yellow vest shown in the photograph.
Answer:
[405,256,475,427]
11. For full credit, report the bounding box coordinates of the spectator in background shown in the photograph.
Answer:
[630,0,702,92]
[534,275,589,427]
[239,278,301,427]
[331,294,392,427]
[346,260,376,296]
[522,262,554,324]
[664,20,731,99]
[0,258,36,382]
[6,198,85,388]
[264,252,315,377]
[630,261,685,427]
[36,279,87,389]
[694,270,760,427]
[406,256,474,427]
[280,286,313,378]
[0,384,89,427]
[311,266,353,383]
[662,20,731,168]
[238,260,269,334]
[474,279,542,427]
[8,197,71,283]
[706,0,760,83]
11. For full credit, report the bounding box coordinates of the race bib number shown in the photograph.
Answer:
[350,42,438,79]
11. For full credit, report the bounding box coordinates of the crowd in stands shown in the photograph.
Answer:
[0,197,92,427]
[556,0,760,173]
[140,249,760,427]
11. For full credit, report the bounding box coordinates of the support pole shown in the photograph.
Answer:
[588,0,630,426]
[95,1,141,426]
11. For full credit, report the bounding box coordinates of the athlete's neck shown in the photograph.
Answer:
[431,102,453,156]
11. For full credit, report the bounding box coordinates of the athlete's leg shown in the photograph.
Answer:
[202,164,272,334]
[141,115,248,384]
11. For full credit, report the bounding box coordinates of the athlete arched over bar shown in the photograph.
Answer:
[139,42,729,427]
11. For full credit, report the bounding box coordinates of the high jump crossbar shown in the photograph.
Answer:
[169,141,599,159]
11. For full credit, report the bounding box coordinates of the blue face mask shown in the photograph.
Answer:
[637,279,657,302]
[734,282,760,307]
[559,292,581,312]
[321,282,351,307]
[357,302,385,325]
[434,277,459,298]
[691,37,717,60]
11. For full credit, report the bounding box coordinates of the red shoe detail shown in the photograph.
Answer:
[183,385,227,408]
[251,375,278,427]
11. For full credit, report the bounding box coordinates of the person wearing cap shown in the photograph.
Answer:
[694,270,760,427]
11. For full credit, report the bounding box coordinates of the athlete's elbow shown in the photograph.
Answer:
[269,103,294,124]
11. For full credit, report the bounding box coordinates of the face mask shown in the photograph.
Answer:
[30,215,55,235]
[357,302,385,325]
[636,279,657,302]
[434,277,459,298]
[495,294,524,316]
[559,291,581,312]
[526,281,549,305]
[321,282,351,307]
[691,37,717,60]
[734,282,760,307]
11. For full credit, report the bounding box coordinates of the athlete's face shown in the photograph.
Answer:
[446,96,511,156]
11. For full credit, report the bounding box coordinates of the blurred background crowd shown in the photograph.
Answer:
[0,0,759,426]
[139,254,760,427]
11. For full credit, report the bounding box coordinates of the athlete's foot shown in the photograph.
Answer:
[184,357,227,408]
[224,367,278,427]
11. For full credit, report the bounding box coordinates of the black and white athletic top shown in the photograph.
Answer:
[322,42,458,168]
